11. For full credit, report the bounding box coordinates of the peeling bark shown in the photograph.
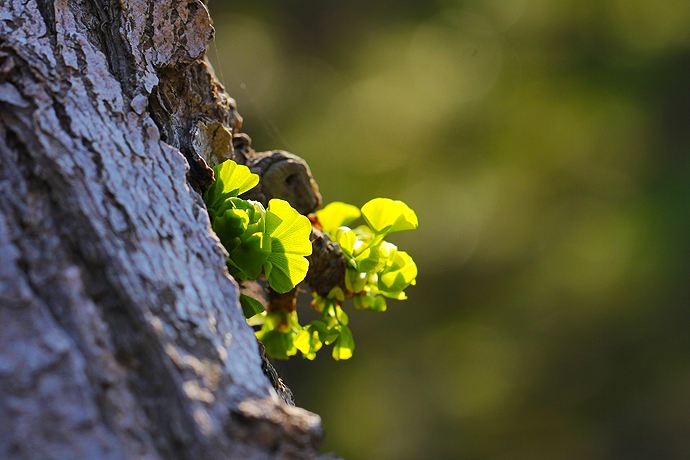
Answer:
[0,1,323,458]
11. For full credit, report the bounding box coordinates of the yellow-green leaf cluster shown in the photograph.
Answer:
[206,164,418,362]
[204,160,312,292]
[306,197,419,360]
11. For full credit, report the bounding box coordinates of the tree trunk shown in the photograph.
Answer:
[0,1,323,458]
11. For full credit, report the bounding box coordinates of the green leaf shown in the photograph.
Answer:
[353,225,375,241]
[294,328,311,354]
[345,269,367,293]
[354,245,387,273]
[379,250,417,294]
[229,198,264,225]
[309,320,340,345]
[361,198,418,235]
[334,227,357,257]
[216,160,260,196]
[316,202,361,234]
[332,325,355,360]
[263,199,313,293]
[333,305,349,325]
[295,326,323,360]
[204,160,260,212]
[262,311,293,333]
[353,293,388,312]
[377,241,399,260]
[239,294,265,318]
[257,330,296,360]
[256,311,302,359]
[228,233,270,280]
[327,286,346,302]
[247,312,266,327]
[334,227,356,251]
[379,290,408,300]
[212,208,249,250]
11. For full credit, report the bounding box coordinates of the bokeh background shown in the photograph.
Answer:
[208,1,690,459]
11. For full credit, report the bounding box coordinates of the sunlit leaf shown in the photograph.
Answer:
[332,305,349,325]
[327,286,346,302]
[353,293,387,312]
[257,330,296,359]
[379,250,417,294]
[377,241,399,260]
[361,198,418,235]
[354,245,387,273]
[295,326,323,360]
[332,325,355,360]
[212,208,249,250]
[316,202,361,234]
[294,328,311,354]
[309,320,340,345]
[263,199,313,293]
[229,197,264,224]
[214,160,260,196]
[353,225,375,241]
[247,311,266,327]
[345,269,367,293]
[208,188,419,360]
[379,289,408,300]
[335,226,357,262]
[204,160,259,212]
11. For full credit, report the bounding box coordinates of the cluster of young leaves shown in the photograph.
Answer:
[252,286,355,361]
[205,160,418,361]
[204,160,312,296]
[303,198,419,360]
[247,198,418,361]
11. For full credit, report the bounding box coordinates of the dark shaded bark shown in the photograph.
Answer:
[0,1,323,458]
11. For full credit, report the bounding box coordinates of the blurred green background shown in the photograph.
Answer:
[208,1,690,458]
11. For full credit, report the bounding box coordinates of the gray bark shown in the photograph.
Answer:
[0,0,322,458]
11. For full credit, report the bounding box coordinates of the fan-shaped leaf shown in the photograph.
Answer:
[263,199,313,293]
[316,202,361,234]
[379,250,417,295]
[361,198,418,235]
[204,160,259,212]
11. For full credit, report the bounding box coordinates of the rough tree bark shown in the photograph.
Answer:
[0,1,326,458]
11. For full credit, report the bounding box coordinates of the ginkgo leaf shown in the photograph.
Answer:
[379,250,417,295]
[263,199,312,293]
[211,208,249,250]
[265,199,313,252]
[204,160,259,211]
[228,233,270,280]
[361,198,418,235]
[256,330,296,359]
[345,269,367,293]
[216,160,260,196]
[353,293,387,312]
[332,325,355,360]
[316,202,361,234]
[355,245,387,273]
[294,326,323,360]
[206,181,420,360]
[334,227,357,267]
[239,294,265,318]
